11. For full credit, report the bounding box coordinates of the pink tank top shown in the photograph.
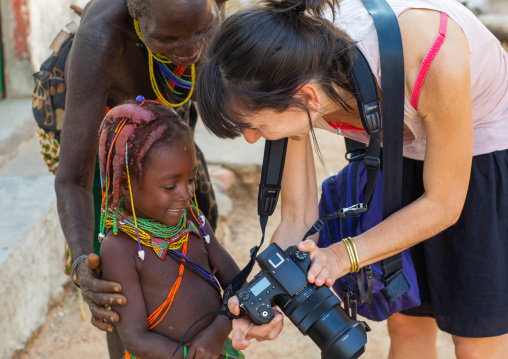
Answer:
[318,0,508,160]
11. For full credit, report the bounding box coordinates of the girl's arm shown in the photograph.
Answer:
[184,221,240,357]
[301,9,473,286]
[100,236,187,359]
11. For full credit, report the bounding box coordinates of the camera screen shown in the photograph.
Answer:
[251,277,271,296]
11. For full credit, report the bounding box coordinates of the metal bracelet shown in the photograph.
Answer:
[70,255,89,288]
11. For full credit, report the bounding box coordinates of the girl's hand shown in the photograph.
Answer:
[227,296,284,350]
[186,327,225,359]
[297,240,344,288]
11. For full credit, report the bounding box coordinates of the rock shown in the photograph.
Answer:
[211,167,236,190]
[212,181,234,218]
[479,14,508,43]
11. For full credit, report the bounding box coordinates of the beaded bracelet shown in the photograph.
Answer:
[70,255,88,288]
[342,237,360,272]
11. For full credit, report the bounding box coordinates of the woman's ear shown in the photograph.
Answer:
[295,84,321,113]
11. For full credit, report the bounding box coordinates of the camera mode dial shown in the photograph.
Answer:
[294,250,308,261]
[238,290,250,302]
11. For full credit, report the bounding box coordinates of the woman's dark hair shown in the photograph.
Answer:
[98,101,193,208]
[197,0,357,139]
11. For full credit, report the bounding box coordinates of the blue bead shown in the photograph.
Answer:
[136,95,145,104]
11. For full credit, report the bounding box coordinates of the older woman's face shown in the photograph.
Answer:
[137,0,220,66]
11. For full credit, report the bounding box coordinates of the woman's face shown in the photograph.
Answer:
[136,0,220,66]
[240,107,314,144]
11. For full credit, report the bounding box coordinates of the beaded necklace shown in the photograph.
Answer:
[105,198,197,260]
[133,19,195,107]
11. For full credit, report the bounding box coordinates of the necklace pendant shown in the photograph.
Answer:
[138,250,145,261]
[98,233,106,242]
[204,234,210,244]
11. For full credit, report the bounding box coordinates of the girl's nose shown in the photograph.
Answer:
[177,183,194,203]
[242,128,262,144]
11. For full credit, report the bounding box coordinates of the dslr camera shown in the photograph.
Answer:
[236,243,370,359]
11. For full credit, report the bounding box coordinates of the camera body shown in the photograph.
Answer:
[236,243,370,359]
[236,243,313,324]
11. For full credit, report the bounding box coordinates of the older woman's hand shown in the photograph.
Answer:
[227,296,284,350]
[77,253,127,331]
[297,239,344,288]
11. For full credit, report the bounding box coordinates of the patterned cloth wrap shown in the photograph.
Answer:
[123,337,244,359]
[32,31,73,174]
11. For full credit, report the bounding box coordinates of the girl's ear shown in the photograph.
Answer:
[295,84,321,113]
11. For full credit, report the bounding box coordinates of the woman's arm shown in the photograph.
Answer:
[303,9,474,286]
[271,135,320,249]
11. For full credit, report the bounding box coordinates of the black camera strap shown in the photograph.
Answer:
[222,139,289,301]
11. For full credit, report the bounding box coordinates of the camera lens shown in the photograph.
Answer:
[276,285,368,359]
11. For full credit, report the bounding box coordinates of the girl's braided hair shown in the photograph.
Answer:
[98,101,193,209]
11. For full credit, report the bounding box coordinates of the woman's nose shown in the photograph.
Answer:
[242,129,262,144]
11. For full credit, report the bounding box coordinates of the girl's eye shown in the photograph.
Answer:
[163,185,176,191]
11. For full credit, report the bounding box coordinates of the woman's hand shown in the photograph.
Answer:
[297,240,344,288]
[227,296,284,350]
[76,253,127,332]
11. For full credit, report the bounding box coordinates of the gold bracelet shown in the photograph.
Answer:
[342,238,355,271]
[342,237,360,272]
[346,237,360,271]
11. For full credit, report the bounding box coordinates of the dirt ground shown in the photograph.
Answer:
[15,129,457,359]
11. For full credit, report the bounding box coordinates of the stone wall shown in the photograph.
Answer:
[0,0,87,98]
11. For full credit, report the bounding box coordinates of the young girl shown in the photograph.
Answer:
[98,99,243,359]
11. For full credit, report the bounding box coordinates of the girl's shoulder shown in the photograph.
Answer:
[100,231,139,261]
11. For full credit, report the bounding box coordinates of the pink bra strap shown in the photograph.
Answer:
[410,12,448,110]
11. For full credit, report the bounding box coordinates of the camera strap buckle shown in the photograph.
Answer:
[343,285,358,321]
[339,203,368,217]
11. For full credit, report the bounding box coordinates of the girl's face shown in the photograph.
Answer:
[136,0,220,66]
[124,140,197,226]
[240,107,314,144]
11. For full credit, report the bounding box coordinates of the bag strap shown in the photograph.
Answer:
[349,48,382,212]
[361,0,405,282]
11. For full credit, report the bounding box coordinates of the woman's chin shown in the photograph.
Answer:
[290,135,306,141]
